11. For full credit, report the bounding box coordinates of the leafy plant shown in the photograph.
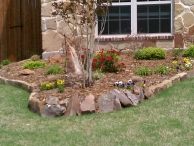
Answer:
[92,69,104,80]
[2,59,10,66]
[134,47,166,60]
[0,64,2,69]
[182,45,194,58]
[135,67,152,76]
[22,61,46,69]
[91,49,126,73]
[155,66,169,75]
[45,65,63,75]
[172,48,184,60]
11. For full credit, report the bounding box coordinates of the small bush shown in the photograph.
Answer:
[23,61,46,69]
[182,45,194,58]
[0,64,2,69]
[134,47,166,60]
[45,65,63,75]
[155,66,169,75]
[2,59,10,65]
[135,67,152,76]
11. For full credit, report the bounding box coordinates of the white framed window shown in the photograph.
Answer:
[97,0,173,37]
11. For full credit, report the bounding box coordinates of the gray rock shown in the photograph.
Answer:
[98,92,114,113]
[110,89,133,107]
[133,85,144,103]
[125,90,139,106]
[80,94,96,114]
[41,104,66,117]
[65,93,81,116]
[113,95,122,111]
[143,87,154,99]
[46,96,59,105]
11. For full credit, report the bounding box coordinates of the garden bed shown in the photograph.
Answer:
[0,49,194,116]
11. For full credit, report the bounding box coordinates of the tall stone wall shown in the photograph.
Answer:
[41,0,194,52]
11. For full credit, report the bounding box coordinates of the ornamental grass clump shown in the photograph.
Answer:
[182,45,194,58]
[134,47,166,60]
[155,66,169,75]
[135,67,153,76]
[45,65,63,75]
[22,61,46,69]
[91,49,126,72]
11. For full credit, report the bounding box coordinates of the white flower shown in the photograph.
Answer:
[118,81,123,86]
[128,80,132,84]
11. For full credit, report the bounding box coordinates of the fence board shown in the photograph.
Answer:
[0,0,42,63]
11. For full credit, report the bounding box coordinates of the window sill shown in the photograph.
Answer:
[95,34,174,42]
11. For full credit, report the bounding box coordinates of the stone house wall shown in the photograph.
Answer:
[41,0,194,53]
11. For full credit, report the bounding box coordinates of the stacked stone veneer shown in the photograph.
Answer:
[41,0,194,53]
[174,0,194,48]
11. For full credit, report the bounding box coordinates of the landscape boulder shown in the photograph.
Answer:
[110,89,133,107]
[41,104,66,117]
[133,85,144,103]
[125,90,139,106]
[80,94,96,114]
[65,93,81,116]
[98,92,114,113]
[46,96,59,105]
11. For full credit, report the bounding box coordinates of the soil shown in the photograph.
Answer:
[0,50,193,102]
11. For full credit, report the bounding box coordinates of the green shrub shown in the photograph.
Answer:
[6,68,10,72]
[155,66,169,75]
[22,61,46,69]
[2,59,10,65]
[45,65,63,75]
[182,45,194,58]
[135,67,152,76]
[134,47,166,60]
[0,64,2,69]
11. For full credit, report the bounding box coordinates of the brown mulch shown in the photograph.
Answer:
[0,50,193,102]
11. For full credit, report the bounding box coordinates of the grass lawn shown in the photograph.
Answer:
[0,78,194,146]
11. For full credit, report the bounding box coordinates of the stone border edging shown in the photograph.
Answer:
[0,69,194,117]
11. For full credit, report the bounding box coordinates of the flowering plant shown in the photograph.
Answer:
[40,82,55,91]
[184,58,193,70]
[56,79,65,93]
[92,49,126,72]
[40,79,65,93]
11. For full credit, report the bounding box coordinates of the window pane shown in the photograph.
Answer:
[149,5,159,18]
[109,21,120,34]
[109,7,119,19]
[137,6,147,18]
[121,20,131,33]
[160,4,171,18]
[161,19,170,32]
[137,20,148,33]
[149,19,159,33]
[120,6,131,19]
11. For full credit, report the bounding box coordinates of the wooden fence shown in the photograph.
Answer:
[0,0,42,63]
